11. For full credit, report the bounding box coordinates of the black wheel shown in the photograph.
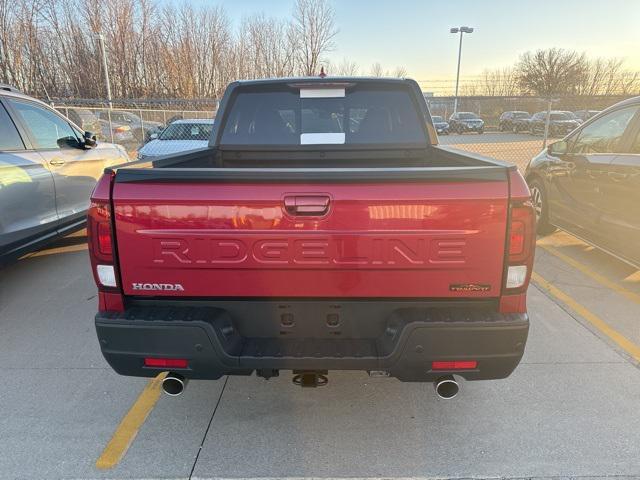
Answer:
[529,178,556,235]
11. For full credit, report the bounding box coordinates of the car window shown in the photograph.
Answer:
[0,102,25,151]
[7,99,79,150]
[159,123,213,141]
[570,106,639,155]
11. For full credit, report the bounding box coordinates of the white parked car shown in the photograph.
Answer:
[137,119,214,159]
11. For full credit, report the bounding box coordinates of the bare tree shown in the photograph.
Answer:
[515,48,588,97]
[291,0,337,76]
[393,66,407,78]
[336,57,358,76]
[370,62,384,77]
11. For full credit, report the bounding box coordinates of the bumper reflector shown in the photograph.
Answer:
[96,265,116,287]
[432,360,478,370]
[144,358,189,368]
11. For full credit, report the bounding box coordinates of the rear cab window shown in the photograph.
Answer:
[220,84,426,146]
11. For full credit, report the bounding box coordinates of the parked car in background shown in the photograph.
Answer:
[137,119,214,160]
[0,85,130,263]
[431,115,449,135]
[499,111,530,132]
[574,110,601,122]
[526,96,640,267]
[65,108,102,135]
[96,110,163,144]
[448,111,484,134]
[529,111,582,136]
[99,119,136,146]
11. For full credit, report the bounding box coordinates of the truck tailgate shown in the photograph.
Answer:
[112,176,509,298]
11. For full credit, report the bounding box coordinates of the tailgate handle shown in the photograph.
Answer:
[284,195,330,216]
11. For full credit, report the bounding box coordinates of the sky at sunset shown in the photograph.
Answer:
[218,0,640,91]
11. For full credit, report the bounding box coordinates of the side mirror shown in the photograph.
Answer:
[547,140,568,156]
[84,131,97,148]
[57,136,83,149]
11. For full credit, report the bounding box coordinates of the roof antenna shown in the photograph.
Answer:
[319,66,327,78]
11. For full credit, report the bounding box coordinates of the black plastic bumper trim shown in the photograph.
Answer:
[95,301,528,382]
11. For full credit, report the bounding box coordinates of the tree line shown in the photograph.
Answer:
[458,48,639,97]
[2,0,638,101]
[0,0,382,100]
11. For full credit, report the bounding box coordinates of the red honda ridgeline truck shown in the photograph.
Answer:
[89,78,534,398]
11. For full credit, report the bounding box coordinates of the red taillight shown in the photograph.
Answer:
[97,221,112,255]
[432,360,478,370]
[509,220,525,257]
[144,358,189,369]
[504,199,535,295]
[503,170,536,297]
[500,171,536,311]
[88,173,122,308]
[508,202,534,263]
[88,200,113,263]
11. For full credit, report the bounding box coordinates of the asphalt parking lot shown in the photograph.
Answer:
[2,133,639,480]
[2,225,640,480]
[439,131,557,170]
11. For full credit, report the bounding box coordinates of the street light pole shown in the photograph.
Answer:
[95,33,113,110]
[450,26,473,114]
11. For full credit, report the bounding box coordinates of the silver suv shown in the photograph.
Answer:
[0,85,130,263]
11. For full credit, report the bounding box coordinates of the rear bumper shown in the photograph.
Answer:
[95,300,529,382]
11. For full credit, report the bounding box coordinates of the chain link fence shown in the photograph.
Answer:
[427,94,632,171]
[51,99,217,158]
[50,94,632,168]
[54,105,216,157]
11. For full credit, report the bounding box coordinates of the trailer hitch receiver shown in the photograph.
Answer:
[292,370,328,387]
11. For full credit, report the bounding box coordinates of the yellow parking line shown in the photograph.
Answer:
[538,243,640,306]
[96,372,166,470]
[532,272,640,363]
[22,243,88,259]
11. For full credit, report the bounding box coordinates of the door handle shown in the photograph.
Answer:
[49,159,65,166]
[284,195,330,216]
[608,171,627,182]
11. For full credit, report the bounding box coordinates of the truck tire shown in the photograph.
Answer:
[529,178,556,235]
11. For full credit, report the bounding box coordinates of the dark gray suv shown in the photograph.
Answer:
[0,85,130,263]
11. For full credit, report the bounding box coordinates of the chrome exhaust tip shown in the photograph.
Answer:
[435,375,459,399]
[162,372,188,396]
